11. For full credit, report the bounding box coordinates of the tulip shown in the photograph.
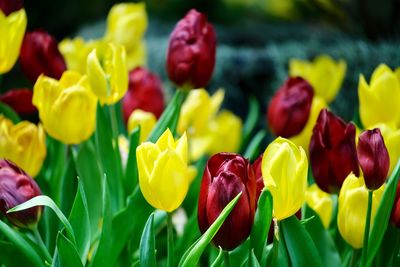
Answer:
[391,180,400,228]
[0,0,23,16]
[0,89,37,115]
[0,159,42,228]
[136,129,193,212]
[305,184,333,228]
[0,8,26,74]
[0,115,46,177]
[252,154,265,201]
[267,77,314,138]
[357,128,390,190]
[358,64,400,128]
[338,173,385,249]
[127,109,156,143]
[33,71,97,144]
[19,30,66,83]
[309,109,359,193]
[126,41,146,70]
[262,137,308,220]
[166,9,216,89]
[122,67,164,123]
[289,55,346,103]
[373,123,400,175]
[86,43,128,105]
[198,152,256,250]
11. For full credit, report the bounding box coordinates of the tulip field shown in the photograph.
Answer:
[1,1,400,267]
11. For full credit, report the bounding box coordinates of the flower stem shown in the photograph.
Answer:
[109,104,119,141]
[360,190,373,267]
[223,251,231,267]
[33,227,52,264]
[167,212,174,267]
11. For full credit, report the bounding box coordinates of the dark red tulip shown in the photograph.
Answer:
[309,109,359,193]
[0,0,23,16]
[166,9,216,89]
[267,77,314,138]
[357,128,390,190]
[252,154,265,201]
[0,89,37,115]
[19,30,66,83]
[391,180,400,228]
[198,153,256,250]
[122,67,164,123]
[0,159,42,228]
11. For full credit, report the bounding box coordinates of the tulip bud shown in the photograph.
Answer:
[252,154,265,201]
[391,180,400,228]
[122,67,164,123]
[166,9,216,88]
[262,137,308,220]
[310,109,359,193]
[127,109,156,143]
[0,159,42,228]
[338,173,385,249]
[0,0,23,16]
[0,89,37,115]
[20,30,67,83]
[198,153,256,250]
[357,128,390,190]
[267,77,314,138]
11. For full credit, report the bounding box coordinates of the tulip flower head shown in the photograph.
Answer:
[0,159,42,229]
[127,109,156,143]
[198,153,256,250]
[262,137,308,220]
[33,71,97,144]
[0,0,23,16]
[136,129,193,212]
[305,184,333,228]
[0,89,37,116]
[357,128,390,190]
[310,109,359,193]
[166,9,216,89]
[0,115,46,177]
[252,154,265,201]
[268,77,314,138]
[373,123,400,174]
[338,173,385,249]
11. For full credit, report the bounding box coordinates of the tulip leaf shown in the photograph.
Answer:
[241,96,260,152]
[210,247,224,267]
[0,101,21,123]
[0,240,38,267]
[303,205,341,267]
[68,180,90,264]
[367,158,400,265]
[139,213,157,267]
[281,215,323,267]
[124,126,140,195]
[175,209,201,258]
[0,221,44,267]
[250,190,273,262]
[243,130,266,162]
[178,192,242,267]
[56,232,83,267]
[7,195,76,245]
[246,249,261,267]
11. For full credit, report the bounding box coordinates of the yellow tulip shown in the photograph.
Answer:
[289,55,346,103]
[136,129,192,212]
[33,71,97,144]
[290,96,327,154]
[0,9,27,74]
[104,3,147,52]
[305,184,333,228]
[127,109,156,143]
[262,137,308,220]
[338,174,385,249]
[126,41,147,70]
[86,43,128,105]
[0,115,46,177]
[358,64,400,128]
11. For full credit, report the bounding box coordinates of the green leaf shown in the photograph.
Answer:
[0,221,44,267]
[124,126,140,196]
[175,209,201,258]
[281,215,323,267]
[367,158,400,265]
[0,101,21,123]
[59,155,78,217]
[266,233,289,267]
[7,195,76,244]
[139,213,157,267]
[56,232,83,267]
[179,192,242,267]
[250,190,273,261]
[247,249,261,267]
[241,96,260,152]
[210,247,224,267]
[0,241,36,267]
[243,130,266,162]
[68,180,91,264]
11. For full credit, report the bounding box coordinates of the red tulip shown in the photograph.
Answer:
[391,180,400,228]
[19,30,66,83]
[198,153,256,250]
[310,109,359,193]
[267,77,314,138]
[252,154,264,201]
[0,0,23,16]
[0,89,37,115]
[166,9,216,89]
[0,159,42,228]
[122,67,164,123]
[357,128,390,190]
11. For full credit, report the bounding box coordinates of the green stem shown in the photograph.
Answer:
[360,190,373,267]
[349,249,358,267]
[223,251,231,267]
[167,212,174,267]
[109,104,119,141]
[33,227,52,264]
